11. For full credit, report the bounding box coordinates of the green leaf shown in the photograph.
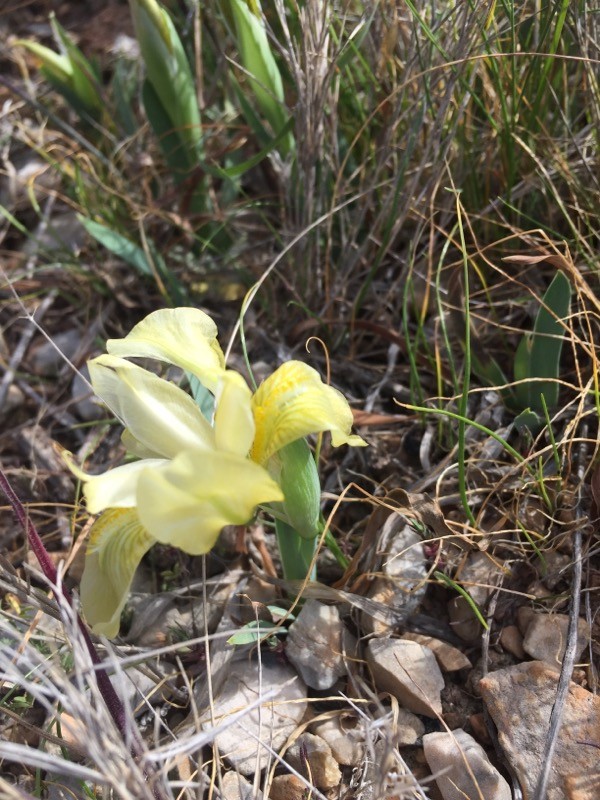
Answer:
[514,271,572,414]
[227,619,280,645]
[227,0,293,156]
[78,216,154,276]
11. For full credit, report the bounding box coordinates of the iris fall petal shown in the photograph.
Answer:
[136,449,283,555]
[80,508,155,637]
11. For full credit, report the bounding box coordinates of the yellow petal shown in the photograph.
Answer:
[250,360,367,464]
[64,450,167,514]
[136,450,283,555]
[89,355,215,459]
[213,370,255,456]
[82,458,167,514]
[80,508,155,638]
[106,308,226,391]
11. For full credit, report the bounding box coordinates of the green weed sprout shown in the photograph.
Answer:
[15,14,103,124]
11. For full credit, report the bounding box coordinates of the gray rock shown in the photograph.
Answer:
[310,715,365,766]
[366,638,444,718]
[423,728,511,800]
[447,552,506,642]
[221,771,262,800]
[521,611,590,667]
[285,732,342,789]
[30,330,81,376]
[71,365,104,421]
[203,657,307,775]
[285,600,356,689]
[362,518,428,635]
[480,661,600,800]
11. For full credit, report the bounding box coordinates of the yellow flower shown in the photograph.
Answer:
[75,308,365,636]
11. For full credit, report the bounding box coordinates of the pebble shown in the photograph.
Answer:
[268,774,307,800]
[366,638,445,718]
[310,715,365,766]
[285,599,356,690]
[447,552,505,642]
[521,611,590,666]
[285,732,342,789]
[362,519,428,635]
[480,660,600,800]
[498,624,526,659]
[423,728,511,800]
[221,771,262,800]
[203,656,307,775]
[71,364,104,421]
[401,632,472,672]
[29,329,82,377]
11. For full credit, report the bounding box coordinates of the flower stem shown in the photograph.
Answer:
[275,518,317,581]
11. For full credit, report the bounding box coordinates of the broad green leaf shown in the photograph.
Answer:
[130,0,203,167]
[227,0,293,156]
[227,619,281,645]
[78,216,154,276]
[514,271,572,414]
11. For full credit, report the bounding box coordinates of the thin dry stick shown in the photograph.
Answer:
[531,427,587,800]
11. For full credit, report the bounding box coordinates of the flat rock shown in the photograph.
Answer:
[521,611,590,666]
[203,657,307,775]
[362,519,428,635]
[480,661,600,800]
[285,732,341,789]
[423,728,511,800]
[401,632,471,671]
[366,638,444,718]
[285,600,356,689]
[448,552,506,642]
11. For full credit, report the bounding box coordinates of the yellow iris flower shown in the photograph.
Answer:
[74,308,365,637]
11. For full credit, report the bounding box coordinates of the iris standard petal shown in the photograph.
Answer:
[250,360,367,464]
[136,449,283,555]
[213,370,255,456]
[79,508,155,637]
[89,355,215,459]
[106,307,226,391]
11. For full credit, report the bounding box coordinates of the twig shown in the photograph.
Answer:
[531,425,587,800]
[0,291,57,412]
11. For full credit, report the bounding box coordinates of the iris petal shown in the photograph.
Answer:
[213,370,255,456]
[89,355,215,459]
[250,360,366,464]
[80,508,155,637]
[106,308,225,391]
[136,449,283,555]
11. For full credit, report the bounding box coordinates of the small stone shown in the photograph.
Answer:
[401,632,472,672]
[221,771,262,800]
[204,657,307,775]
[366,638,445,718]
[516,605,536,635]
[480,661,600,800]
[72,365,104,421]
[395,707,426,745]
[447,596,481,643]
[30,330,82,377]
[521,611,590,666]
[285,600,356,690]
[455,552,506,606]
[423,728,511,800]
[542,551,572,591]
[55,713,87,761]
[499,625,525,659]
[0,385,24,420]
[468,713,491,745]
[310,715,365,766]
[285,733,341,789]
[268,774,307,800]
[361,519,428,635]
